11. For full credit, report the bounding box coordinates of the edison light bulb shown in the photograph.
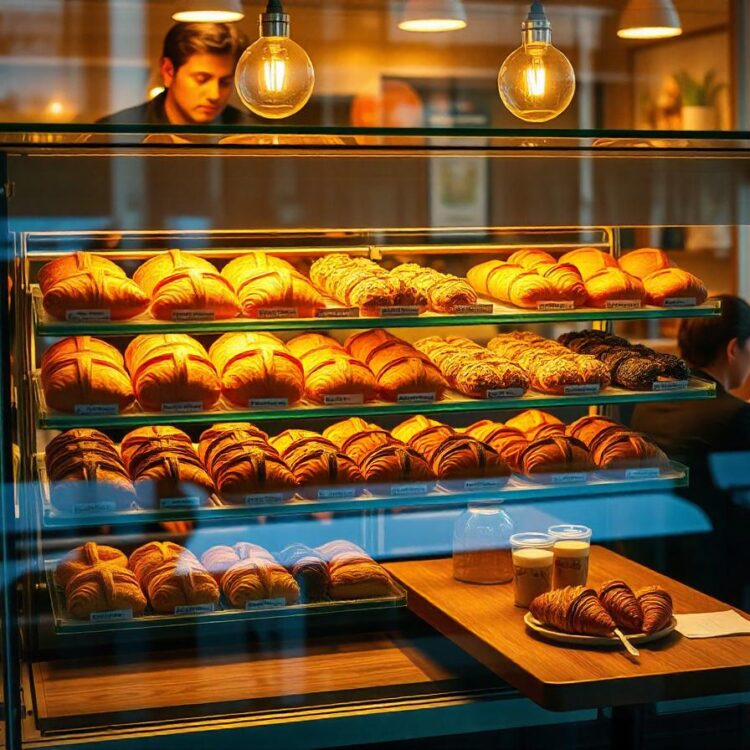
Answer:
[498,2,575,123]
[235,1,314,120]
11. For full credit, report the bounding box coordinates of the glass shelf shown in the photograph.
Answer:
[33,373,716,430]
[32,288,721,337]
[36,454,688,529]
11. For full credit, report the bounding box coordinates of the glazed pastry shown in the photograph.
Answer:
[129,341,221,412]
[530,585,616,636]
[43,270,150,321]
[359,444,435,484]
[39,252,126,293]
[201,542,276,584]
[134,250,241,320]
[428,435,510,482]
[618,248,673,280]
[635,586,673,634]
[598,580,644,632]
[506,410,564,440]
[66,566,147,620]
[390,263,477,313]
[120,426,193,471]
[130,453,215,509]
[278,544,329,602]
[584,268,645,307]
[55,542,129,588]
[464,422,529,472]
[520,435,594,476]
[209,332,305,407]
[642,268,708,307]
[559,247,618,281]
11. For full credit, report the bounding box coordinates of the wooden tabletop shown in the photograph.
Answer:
[385,547,750,711]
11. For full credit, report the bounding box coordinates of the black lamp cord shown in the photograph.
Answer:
[266,0,284,13]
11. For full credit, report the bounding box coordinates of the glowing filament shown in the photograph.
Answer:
[525,58,547,99]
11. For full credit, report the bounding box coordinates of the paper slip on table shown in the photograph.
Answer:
[384,547,750,713]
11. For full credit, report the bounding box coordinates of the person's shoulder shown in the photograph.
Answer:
[96,102,151,125]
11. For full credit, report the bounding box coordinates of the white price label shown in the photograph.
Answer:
[323,393,364,405]
[90,609,133,622]
[161,401,202,413]
[171,310,215,321]
[396,392,435,403]
[390,483,428,497]
[317,487,359,499]
[604,300,642,310]
[452,304,493,314]
[486,388,525,399]
[74,404,119,416]
[625,467,661,480]
[245,598,286,609]
[663,297,697,308]
[563,384,601,395]
[378,305,421,317]
[245,493,285,505]
[249,397,289,409]
[73,501,117,514]
[160,496,201,509]
[463,479,504,490]
[66,309,111,321]
[652,380,689,392]
[549,472,587,484]
[317,307,359,319]
[258,307,298,319]
[174,603,215,615]
[538,301,575,311]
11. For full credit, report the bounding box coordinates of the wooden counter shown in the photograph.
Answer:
[385,547,750,711]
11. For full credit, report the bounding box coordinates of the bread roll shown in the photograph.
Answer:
[559,247,617,280]
[585,268,645,307]
[39,252,125,294]
[55,542,128,588]
[66,566,147,620]
[642,268,708,307]
[619,248,673,279]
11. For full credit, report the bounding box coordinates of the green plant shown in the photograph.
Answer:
[674,69,726,107]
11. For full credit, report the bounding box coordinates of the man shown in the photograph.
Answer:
[99,23,249,125]
[630,295,750,605]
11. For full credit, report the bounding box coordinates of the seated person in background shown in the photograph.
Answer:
[630,295,750,606]
[99,22,249,125]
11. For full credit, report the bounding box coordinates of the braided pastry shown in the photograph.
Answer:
[598,580,643,632]
[529,585,616,636]
[390,263,477,312]
[635,586,673,634]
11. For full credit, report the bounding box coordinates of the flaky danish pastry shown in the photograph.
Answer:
[198,423,273,474]
[149,268,241,320]
[301,354,377,404]
[220,557,300,607]
[328,559,396,600]
[55,542,129,588]
[565,416,619,448]
[221,252,294,280]
[589,429,669,472]
[66,566,147,620]
[507,249,557,269]
[49,457,136,512]
[598,580,643,632]
[134,250,216,294]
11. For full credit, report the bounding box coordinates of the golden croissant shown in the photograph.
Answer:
[530,585,615,636]
[220,557,300,608]
[129,541,199,585]
[598,580,644,632]
[226,267,324,318]
[42,335,124,369]
[66,566,147,620]
[120,426,193,470]
[145,559,220,614]
[201,542,276,584]
[55,542,129,588]
[635,586,673,634]
[39,252,126,294]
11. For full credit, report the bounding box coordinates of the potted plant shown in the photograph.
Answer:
[674,69,726,130]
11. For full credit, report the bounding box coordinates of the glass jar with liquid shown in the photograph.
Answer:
[453,505,514,584]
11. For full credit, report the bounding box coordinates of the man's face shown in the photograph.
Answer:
[729,337,750,390]
[161,53,236,124]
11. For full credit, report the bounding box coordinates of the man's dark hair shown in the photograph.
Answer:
[678,294,750,367]
[162,23,247,70]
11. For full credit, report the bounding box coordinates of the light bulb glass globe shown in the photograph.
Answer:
[235,36,315,120]
[498,42,575,123]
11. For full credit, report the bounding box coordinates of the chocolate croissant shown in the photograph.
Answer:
[55,542,128,588]
[635,586,673,634]
[598,580,643,632]
[589,429,669,472]
[66,566,147,620]
[530,585,616,636]
[278,543,329,602]
[429,435,510,482]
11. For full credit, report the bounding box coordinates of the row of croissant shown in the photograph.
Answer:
[55,540,397,621]
[46,411,669,513]
[40,328,689,415]
[39,246,707,322]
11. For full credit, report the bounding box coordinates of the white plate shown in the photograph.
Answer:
[523,612,677,647]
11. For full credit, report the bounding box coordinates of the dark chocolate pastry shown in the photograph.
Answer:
[611,357,662,390]
[278,543,330,602]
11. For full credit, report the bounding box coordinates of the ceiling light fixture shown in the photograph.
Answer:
[172,0,245,23]
[398,0,467,33]
[617,0,682,40]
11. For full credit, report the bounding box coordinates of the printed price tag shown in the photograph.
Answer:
[258,307,298,319]
[171,310,215,321]
[160,497,201,509]
[604,300,642,310]
[174,603,215,615]
[463,478,504,490]
[245,598,286,609]
[563,384,601,395]
[317,487,359,499]
[397,392,435,403]
[378,305,421,317]
[323,393,364,405]
[652,380,689,392]
[317,307,359,319]
[663,297,697,308]
[74,404,119,416]
[161,401,203,413]
[452,304,493,315]
[625,467,661,480]
[538,300,575,311]
[66,309,111,322]
[245,493,285,505]
[90,609,133,622]
[73,501,117,514]
[390,483,428,497]
[249,397,289,409]
[486,388,525,399]
[549,472,587,484]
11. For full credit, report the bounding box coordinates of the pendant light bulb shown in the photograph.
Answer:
[172,0,244,23]
[399,0,467,33]
[497,1,575,123]
[617,0,682,40]
[235,0,315,119]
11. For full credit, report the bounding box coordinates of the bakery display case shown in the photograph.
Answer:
[0,128,749,748]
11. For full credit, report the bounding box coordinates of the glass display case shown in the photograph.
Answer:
[0,127,748,750]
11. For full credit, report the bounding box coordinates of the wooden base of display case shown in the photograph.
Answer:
[385,547,750,712]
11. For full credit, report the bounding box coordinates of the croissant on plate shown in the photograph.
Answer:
[65,566,147,620]
[428,435,510,482]
[390,263,477,312]
[43,270,150,321]
[464,422,529,472]
[120,426,193,471]
[201,542,276,584]
[558,247,618,281]
[530,586,616,636]
[359,444,436,484]
[642,268,708,307]
[39,252,126,293]
[133,250,240,320]
[598,580,644,632]
[278,543,329,602]
[520,435,594,477]
[618,248,673,280]
[209,332,305,406]
[635,586,673,634]
[55,542,129,588]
